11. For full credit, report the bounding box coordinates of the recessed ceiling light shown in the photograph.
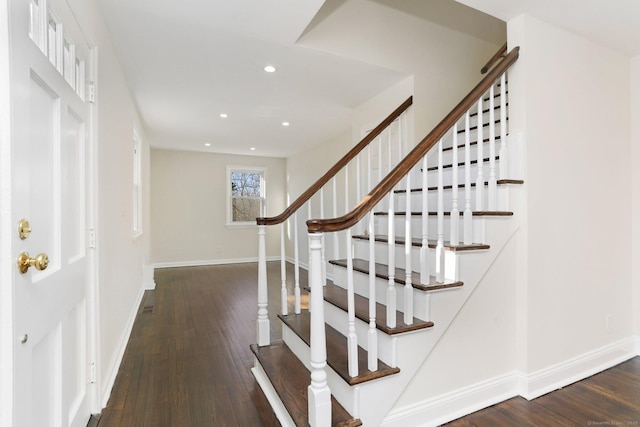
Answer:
[250,147,256,151]
[264,65,276,73]
[205,143,211,147]
[219,113,228,118]
[282,121,290,127]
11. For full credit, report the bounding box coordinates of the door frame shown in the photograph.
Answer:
[0,0,101,422]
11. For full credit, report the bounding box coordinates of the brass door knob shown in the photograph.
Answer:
[17,252,49,274]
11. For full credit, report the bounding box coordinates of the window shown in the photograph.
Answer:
[132,130,142,237]
[226,166,266,225]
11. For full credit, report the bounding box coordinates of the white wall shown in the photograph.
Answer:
[508,15,634,373]
[298,0,504,149]
[66,0,152,407]
[150,149,286,265]
[632,55,640,340]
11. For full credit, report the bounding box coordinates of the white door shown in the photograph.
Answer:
[8,0,93,425]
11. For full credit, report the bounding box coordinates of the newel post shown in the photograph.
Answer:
[257,225,270,346]
[308,232,331,427]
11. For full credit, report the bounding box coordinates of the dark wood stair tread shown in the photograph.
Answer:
[374,210,514,217]
[352,234,490,252]
[329,258,464,292]
[278,312,400,385]
[395,179,524,193]
[440,135,502,152]
[455,118,506,135]
[251,342,362,427]
[317,283,434,335]
[423,156,499,172]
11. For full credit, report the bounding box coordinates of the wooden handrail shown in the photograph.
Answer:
[256,96,413,226]
[307,46,519,233]
[481,42,507,74]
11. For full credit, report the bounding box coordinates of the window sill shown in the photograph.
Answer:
[132,230,143,240]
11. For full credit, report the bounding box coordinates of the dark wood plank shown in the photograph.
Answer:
[329,258,464,292]
[445,357,640,426]
[317,283,434,334]
[96,261,303,427]
[374,210,514,217]
[394,179,524,193]
[278,312,400,385]
[352,234,490,252]
[251,342,362,427]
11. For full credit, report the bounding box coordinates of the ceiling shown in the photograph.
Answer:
[96,0,505,158]
[455,0,640,56]
[97,0,640,159]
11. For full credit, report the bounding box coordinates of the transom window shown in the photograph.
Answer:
[227,167,266,225]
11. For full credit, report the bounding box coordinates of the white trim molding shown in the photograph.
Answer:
[101,285,146,407]
[153,256,279,270]
[517,337,637,400]
[381,337,638,427]
[381,372,518,427]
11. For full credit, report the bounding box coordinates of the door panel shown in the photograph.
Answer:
[10,0,93,425]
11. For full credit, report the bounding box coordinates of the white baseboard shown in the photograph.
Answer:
[381,372,519,427]
[518,336,638,400]
[100,285,146,407]
[381,336,638,427]
[153,256,279,269]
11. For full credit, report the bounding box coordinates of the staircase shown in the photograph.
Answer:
[252,45,521,426]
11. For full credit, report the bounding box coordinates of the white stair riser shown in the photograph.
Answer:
[331,265,452,320]
[351,238,462,274]
[395,184,514,213]
[373,215,488,244]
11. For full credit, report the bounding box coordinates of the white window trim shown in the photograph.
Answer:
[226,165,267,228]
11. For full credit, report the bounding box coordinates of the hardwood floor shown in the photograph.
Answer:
[93,262,639,426]
[95,261,301,427]
[445,357,640,426]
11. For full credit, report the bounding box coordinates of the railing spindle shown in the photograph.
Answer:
[294,212,301,314]
[308,232,331,427]
[450,124,460,246]
[346,228,358,378]
[332,177,339,261]
[488,83,497,210]
[257,225,270,345]
[280,223,287,316]
[464,112,472,245]
[404,171,413,325]
[320,188,327,288]
[476,98,485,210]
[367,212,378,371]
[499,73,508,179]
[420,155,430,285]
[436,139,445,283]
[387,182,396,328]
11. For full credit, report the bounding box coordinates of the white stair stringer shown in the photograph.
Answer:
[286,200,522,426]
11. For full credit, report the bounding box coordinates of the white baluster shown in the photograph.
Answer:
[436,139,445,283]
[476,98,485,211]
[464,112,473,245]
[308,232,331,427]
[368,144,372,193]
[320,188,326,287]
[488,83,497,210]
[499,73,508,179]
[346,228,358,378]
[332,177,339,261]
[368,212,378,371]
[404,172,413,325]
[450,124,460,246]
[257,225,270,346]
[294,213,301,314]
[280,223,288,316]
[420,155,430,285]
[387,185,396,328]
